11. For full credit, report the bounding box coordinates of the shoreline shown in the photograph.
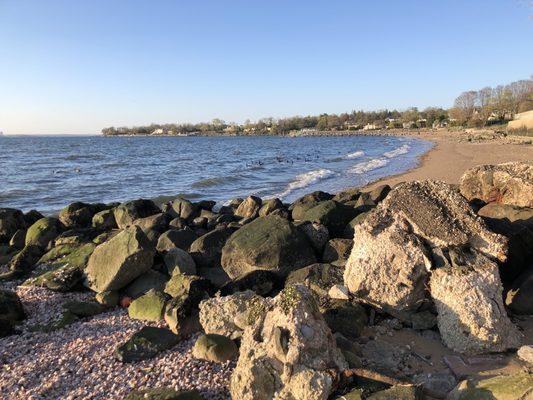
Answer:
[362,129,533,191]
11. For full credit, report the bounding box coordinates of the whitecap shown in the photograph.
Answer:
[349,158,389,174]
[345,150,365,159]
[383,144,410,158]
[276,168,335,198]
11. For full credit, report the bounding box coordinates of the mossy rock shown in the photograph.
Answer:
[23,243,95,291]
[115,326,179,363]
[85,226,155,292]
[192,334,238,363]
[164,274,213,299]
[448,372,533,400]
[220,215,317,280]
[25,217,62,249]
[128,289,167,321]
[290,191,333,220]
[125,388,204,400]
[302,200,358,237]
[38,243,80,264]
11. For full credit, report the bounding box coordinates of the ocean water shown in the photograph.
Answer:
[0,135,433,213]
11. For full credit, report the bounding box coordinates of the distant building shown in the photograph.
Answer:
[363,123,383,131]
[402,121,416,129]
[151,128,164,135]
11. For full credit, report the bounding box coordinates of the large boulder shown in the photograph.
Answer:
[290,191,333,221]
[221,215,316,280]
[448,372,533,400]
[258,198,284,217]
[230,284,347,400]
[165,198,199,221]
[85,226,155,292]
[199,291,270,339]
[132,213,170,236]
[302,200,358,238]
[92,209,117,230]
[380,181,507,261]
[113,199,160,229]
[344,181,509,321]
[459,162,533,207]
[25,217,62,249]
[164,248,196,276]
[189,227,236,268]
[235,196,262,219]
[156,228,197,252]
[59,202,104,228]
[128,289,167,321]
[430,249,521,353]
[344,208,432,317]
[0,208,25,243]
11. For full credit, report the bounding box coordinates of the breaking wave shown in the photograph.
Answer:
[276,168,334,198]
[383,144,410,158]
[345,150,365,159]
[349,158,389,174]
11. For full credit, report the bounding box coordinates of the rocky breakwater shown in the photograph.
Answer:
[0,162,532,399]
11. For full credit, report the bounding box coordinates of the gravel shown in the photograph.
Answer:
[0,285,233,399]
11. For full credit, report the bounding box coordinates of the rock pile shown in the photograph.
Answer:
[0,161,532,399]
[344,179,521,353]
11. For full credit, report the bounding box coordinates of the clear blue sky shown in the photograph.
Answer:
[1,0,532,134]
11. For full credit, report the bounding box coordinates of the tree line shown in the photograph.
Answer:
[102,77,532,136]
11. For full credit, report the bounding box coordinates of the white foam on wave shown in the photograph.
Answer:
[349,158,389,174]
[345,150,365,159]
[383,144,410,158]
[277,168,335,198]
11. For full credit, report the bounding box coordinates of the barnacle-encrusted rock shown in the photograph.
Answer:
[199,290,270,339]
[230,284,347,400]
[430,249,522,353]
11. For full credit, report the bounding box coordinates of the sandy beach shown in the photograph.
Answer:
[364,130,533,190]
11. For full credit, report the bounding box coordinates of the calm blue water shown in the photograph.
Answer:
[0,135,433,213]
